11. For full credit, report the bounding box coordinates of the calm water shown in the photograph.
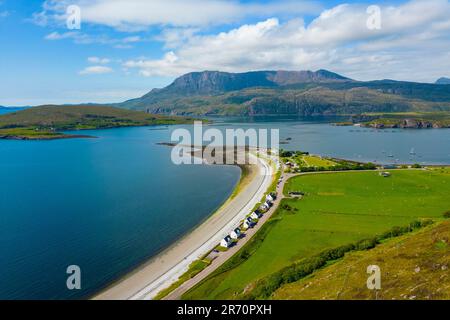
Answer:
[0,126,240,299]
[1,117,449,299]
[209,116,450,165]
[0,107,26,115]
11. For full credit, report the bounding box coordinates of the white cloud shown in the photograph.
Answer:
[156,27,200,49]
[34,0,450,82]
[79,65,113,75]
[123,0,450,82]
[45,31,79,40]
[35,0,322,30]
[122,36,141,43]
[87,56,110,64]
[44,31,142,48]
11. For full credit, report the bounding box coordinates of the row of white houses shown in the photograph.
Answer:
[220,192,277,248]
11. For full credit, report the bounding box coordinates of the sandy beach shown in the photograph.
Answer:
[94,151,274,300]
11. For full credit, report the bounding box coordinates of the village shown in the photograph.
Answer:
[217,191,277,250]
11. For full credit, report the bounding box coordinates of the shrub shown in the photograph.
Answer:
[355,237,379,250]
[281,204,298,212]
[444,211,450,219]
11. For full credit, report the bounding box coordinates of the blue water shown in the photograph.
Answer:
[0,126,240,299]
[1,118,449,300]
[208,116,450,165]
[0,107,27,115]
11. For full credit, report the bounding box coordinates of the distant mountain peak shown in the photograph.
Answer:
[147,69,352,97]
[436,77,450,85]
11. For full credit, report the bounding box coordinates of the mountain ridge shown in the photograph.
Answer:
[436,77,450,85]
[116,69,450,116]
[119,69,352,110]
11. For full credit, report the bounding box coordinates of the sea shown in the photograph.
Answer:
[1,116,449,299]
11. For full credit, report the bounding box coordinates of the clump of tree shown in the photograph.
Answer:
[296,161,377,173]
[279,150,309,157]
[280,203,298,213]
[444,211,450,219]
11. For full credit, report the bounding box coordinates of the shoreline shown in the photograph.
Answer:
[93,151,274,300]
[0,134,96,140]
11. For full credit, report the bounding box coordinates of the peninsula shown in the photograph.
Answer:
[0,105,194,140]
[335,112,450,129]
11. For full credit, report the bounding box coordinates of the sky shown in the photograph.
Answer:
[0,0,449,106]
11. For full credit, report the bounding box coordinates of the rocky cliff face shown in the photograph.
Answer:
[165,70,351,95]
[119,69,353,110]
[164,71,276,95]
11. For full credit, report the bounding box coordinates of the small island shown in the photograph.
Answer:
[0,105,195,140]
[335,112,450,129]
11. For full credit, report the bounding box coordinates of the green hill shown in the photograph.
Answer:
[273,219,450,300]
[0,105,192,140]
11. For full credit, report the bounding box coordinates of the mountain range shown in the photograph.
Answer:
[116,70,450,116]
[436,77,450,85]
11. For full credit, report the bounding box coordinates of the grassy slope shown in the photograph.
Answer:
[183,169,450,300]
[0,105,192,139]
[273,220,450,300]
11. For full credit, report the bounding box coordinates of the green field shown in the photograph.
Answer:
[282,153,337,171]
[183,169,450,300]
[302,155,337,168]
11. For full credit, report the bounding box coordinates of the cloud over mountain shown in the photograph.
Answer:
[121,0,450,82]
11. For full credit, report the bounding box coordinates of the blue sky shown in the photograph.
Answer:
[0,0,449,106]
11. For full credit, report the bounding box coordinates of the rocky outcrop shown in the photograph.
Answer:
[364,118,449,129]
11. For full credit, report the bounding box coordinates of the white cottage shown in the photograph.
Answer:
[260,203,269,212]
[251,210,263,220]
[243,217,255,229]
[220,236,233,248]
[250,212,259,220]
[230,228,241,240]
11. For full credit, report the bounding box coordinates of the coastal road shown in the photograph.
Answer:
[94,152,274,300]
[164,169,290,300]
